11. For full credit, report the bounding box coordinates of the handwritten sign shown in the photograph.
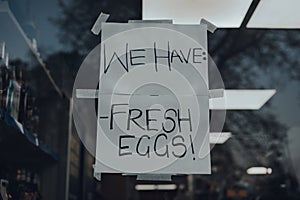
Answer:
[94,23,211,176]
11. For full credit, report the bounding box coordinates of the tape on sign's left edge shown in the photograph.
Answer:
[76,89,98,99]
[91,12,110,35]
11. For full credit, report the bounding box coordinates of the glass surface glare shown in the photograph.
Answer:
[142,0,253,27]
[247,0,300,28]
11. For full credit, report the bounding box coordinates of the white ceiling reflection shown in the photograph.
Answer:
[247,167,272,175]
[142,0,253,28]
[209,90,276,110]
[210,132,232,144]
[247,0,300,28]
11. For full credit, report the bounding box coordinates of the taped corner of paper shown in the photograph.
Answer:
[200,18,217,33]
[94,171,102,181]
[91,12,110,35]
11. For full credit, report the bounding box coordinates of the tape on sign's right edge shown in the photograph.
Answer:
[209,89,224,99]
[200,18,217,33]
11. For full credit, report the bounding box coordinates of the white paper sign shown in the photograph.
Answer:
[94,23,211,176]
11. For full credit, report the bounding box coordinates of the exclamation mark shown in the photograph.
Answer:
[189,134,196,160]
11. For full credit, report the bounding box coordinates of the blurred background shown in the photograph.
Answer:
[0,0,299,199]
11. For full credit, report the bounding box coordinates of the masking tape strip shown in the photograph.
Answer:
[209,89,224,98]
[93,165,102,181]
[91,12,110,35]
[137,174,172,181]
[76,89,98,98]
[200,18,217,33]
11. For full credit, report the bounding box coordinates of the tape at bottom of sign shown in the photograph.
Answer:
[136,174,173,181]
[93,171,101,181]
[93,172,172,181]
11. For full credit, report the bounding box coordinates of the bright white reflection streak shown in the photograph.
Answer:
[209,90,276,110]
[247,167,273,175]
[210,132,232,144]
[247,0,300,28]
[142,0,253,28]
[76,89,276,110]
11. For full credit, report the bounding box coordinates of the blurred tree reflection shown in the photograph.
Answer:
[53,0,141,53]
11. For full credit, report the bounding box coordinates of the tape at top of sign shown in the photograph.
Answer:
[200,18,217,33]
[129,19,173,24]
[91,12,110,35]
